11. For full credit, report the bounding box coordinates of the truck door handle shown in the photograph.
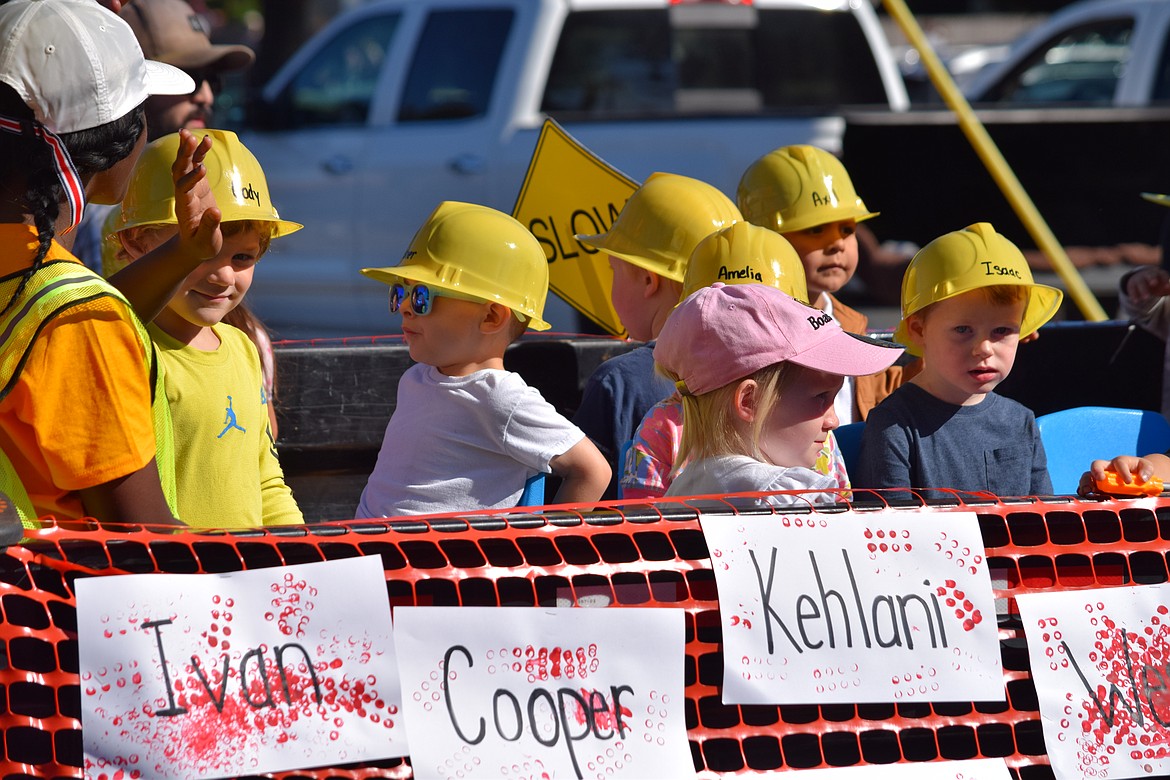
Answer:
[322,155,354,175]
[449,154,485,175]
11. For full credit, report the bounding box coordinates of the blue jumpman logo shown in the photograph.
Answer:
[218,395,247,439]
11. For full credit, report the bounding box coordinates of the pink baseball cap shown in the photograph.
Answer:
[0,0,195,134]
[655,283,904,395]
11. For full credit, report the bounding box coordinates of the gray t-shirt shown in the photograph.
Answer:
[856,383,1052,497]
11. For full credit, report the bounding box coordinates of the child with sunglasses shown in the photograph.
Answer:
[107,129,304,528]
[356,201,610,517]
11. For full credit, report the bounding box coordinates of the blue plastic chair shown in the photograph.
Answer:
[833,421,866,477]
[1036,406,1170,494]
[517,473,545,506]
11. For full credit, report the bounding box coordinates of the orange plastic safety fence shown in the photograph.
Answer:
[2,490,1166,779]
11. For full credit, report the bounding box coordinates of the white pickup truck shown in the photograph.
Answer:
[239,0,908,337]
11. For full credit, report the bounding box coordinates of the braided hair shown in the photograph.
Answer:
[0,83,146,317]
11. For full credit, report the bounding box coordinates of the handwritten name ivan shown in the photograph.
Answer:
[142,618,323,716]
[751,547,951,655]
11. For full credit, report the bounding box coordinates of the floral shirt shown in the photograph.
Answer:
[620,394,850,499]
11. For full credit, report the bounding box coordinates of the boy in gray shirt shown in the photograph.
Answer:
[857,223,1062,497]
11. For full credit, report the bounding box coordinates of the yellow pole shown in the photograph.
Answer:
[881,0,1108,321]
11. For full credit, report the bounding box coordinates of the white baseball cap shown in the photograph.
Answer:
[0,0,195,134]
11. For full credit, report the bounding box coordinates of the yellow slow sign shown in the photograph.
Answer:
[513,119,636,337]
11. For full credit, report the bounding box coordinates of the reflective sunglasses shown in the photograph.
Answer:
[183,69,223,96]
[389,282,483,316]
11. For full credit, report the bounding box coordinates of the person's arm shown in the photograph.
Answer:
[1119,266,1170,336]
[549,438,611,505]
[620,400,678,500]
[107,130,222,322]
[78,459,183,527]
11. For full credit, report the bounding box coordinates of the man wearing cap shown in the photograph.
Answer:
[121,0,254,140]
[73,0,254,270]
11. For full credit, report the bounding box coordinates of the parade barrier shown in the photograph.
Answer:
[4,490,1170,778]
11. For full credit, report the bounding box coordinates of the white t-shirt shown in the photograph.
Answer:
[356,364,585,517]
[665,454,841,507]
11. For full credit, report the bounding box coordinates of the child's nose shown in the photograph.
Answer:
[206,262,235,286]
[823,406,839,431]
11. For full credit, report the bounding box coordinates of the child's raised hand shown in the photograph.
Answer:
[171,129,222,263]
[1124,266,1170,305]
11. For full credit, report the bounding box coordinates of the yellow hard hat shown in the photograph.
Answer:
[576,172,741,283]
[116,128,303,237]
[737,145,878,234]
[361,201,551,331]
[894,222,1063,355]
[681,221,809,304]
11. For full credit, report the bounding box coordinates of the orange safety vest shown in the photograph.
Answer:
[0,259,178,529]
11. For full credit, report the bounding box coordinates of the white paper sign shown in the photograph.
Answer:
[794,758,1012,779]
[77,557,406,779]
[394,607,693,780]
[701,511,1003,704]
[1018,584,1170,779]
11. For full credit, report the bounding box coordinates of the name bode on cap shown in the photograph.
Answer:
[807,311,834,331]
[716,264,763,283]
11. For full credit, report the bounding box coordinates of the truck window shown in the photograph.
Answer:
[541,6,888,119]
[398,9,514,121]
[1153,21,1170,103]
[979,19,1134,105]
[274,13,400,128]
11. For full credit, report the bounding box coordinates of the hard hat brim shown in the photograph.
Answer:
[776,209,879,235]
[894,282,1064,357]
[576,232,686,282]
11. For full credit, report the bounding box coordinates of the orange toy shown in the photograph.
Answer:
[1095,471,1165,496]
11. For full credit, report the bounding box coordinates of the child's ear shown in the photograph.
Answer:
[480,302,512,335]
[732,379,758,423]
[906,314,927,350]
[642,269,662,299]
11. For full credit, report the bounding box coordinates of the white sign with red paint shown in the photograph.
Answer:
[701,511,1002,704]
[394,606,693,780]
[76,557,406,779]
[793,758,1013,778]
[1018,584,1170,779]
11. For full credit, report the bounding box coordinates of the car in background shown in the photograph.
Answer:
[963,0,1170,106]
[237,0,908,338]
